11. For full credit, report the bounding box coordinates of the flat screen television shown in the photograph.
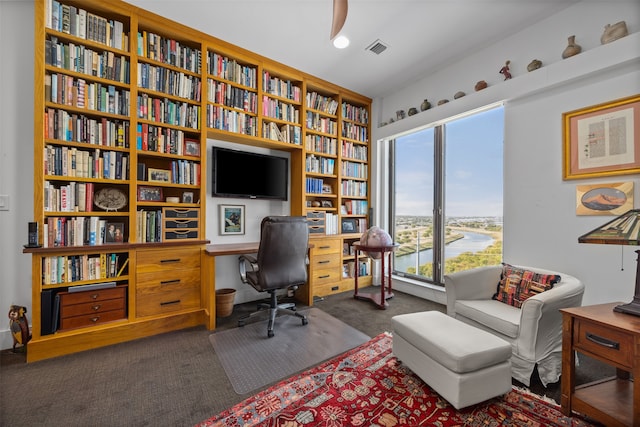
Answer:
[211,147,289,200]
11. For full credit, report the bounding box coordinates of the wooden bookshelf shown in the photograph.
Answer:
[29,0,370,361]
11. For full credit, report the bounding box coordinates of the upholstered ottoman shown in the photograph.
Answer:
[392,311,512,409]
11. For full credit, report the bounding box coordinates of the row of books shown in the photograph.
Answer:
[306,177,327,194]
[205,105,258,136]
[306,112,337,135]
[136,123,198,156]
[306,155,336,175]
[46,0,128,51]
[42,253,127,285]
[324,213,340,235]
[207,52,258,89]
[306,91,339,115]
[341,102,370,124]
[262,96,300,122]
[343,199,369,215]
[342,122,369,142]
[46,37,130,84]
[44,145,128,180]
[136,210,162,243]
[137,31,201,73]
[43,216,121,248]
[44,108,130,148]
[261,122,302,144]
[44,181,97,213]
[168,160,201,186]
[47,73,131,116]
[341,161,368,179]
[305,135,337,155]
[262,71,302,102]
[137,63,202,101]
[207,80,258,113]
[342,142,368,161]
[136,94,201,129]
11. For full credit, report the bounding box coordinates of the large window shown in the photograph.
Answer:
[391,105,504,285]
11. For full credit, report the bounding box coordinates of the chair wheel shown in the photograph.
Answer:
[302,318,308,325]
[268,330,274,338]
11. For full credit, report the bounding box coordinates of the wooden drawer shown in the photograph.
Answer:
[58,285,127,330]
[164,229,199,240]
[310,267,342,285]
[310,253,340,270]
[136,286,200,317]
[58,286,125,305]
[163,208,199,219]
[61,298,125,318]
[60,308,126,330]
[136,268,201,293]
[136,246,201,273]
[314,281,352,297]
[164,219,199,229]
[310,238,341,255]
[574,318,633,368]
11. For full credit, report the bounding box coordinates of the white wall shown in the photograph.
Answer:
[371,1,640,307]
[1,0,638,349]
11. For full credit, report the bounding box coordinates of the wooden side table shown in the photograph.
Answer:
[560,302,640,426]
[352,243,398,309]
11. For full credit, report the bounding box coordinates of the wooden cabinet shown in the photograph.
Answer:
[561,303,640,426]
[309,237,343,297]
[28,0,370,361]
[59,285,127,330]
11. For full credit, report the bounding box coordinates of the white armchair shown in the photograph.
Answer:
[444,265,584,387]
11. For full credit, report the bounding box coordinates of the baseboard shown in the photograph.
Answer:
[0,327,18,351]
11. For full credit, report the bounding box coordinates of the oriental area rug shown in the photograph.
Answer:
[197,333,599,427]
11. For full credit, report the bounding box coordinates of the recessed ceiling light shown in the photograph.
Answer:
[333,35,350,49]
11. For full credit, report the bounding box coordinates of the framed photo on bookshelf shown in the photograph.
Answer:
[341,218,358,234]
[182,191,194,203]
[105,222,125,243]
[148,168,171,183]
[137,186,163,202]
[219,204,245,235]
[184,138,200,156]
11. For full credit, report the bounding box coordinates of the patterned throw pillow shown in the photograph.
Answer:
[493,263,561,308]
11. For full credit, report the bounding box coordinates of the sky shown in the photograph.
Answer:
[394,106,504,217]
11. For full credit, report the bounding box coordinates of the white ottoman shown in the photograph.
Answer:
[392,311,512,409]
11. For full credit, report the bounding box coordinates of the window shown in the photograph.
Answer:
[390,105,504,285]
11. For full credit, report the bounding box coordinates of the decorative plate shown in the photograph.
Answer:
[94,188,127,211]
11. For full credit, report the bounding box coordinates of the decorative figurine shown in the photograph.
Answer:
[527,59,543,72]
[562,35,582,59]
[601,21,628,44]
[420,99,431,111]
[499,60,512,80]
[408,107,418,116]
[8,305,31,352]
[453,91,465,99]
[396,110,406,120]
[437,99,449,106]
[475,80,488,91]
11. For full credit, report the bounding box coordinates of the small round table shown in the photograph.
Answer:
[352,242,399,309]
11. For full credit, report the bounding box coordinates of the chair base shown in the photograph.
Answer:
[238,291,308,337]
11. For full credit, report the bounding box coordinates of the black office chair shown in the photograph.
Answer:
[238,216,310,337]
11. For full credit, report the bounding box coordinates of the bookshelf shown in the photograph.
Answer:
[29,0,370,361]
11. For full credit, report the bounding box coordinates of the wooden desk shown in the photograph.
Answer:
[203,242,313,329]
[352,243,398,309]
[561,303,640,426]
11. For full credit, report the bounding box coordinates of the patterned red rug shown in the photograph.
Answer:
[197,332,599,427]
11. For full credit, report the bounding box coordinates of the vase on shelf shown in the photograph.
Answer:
[420,99,431,111]
[562,35,581,59]
[601,21,628,44]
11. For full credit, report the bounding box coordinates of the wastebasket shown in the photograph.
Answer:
[215,288,236,317]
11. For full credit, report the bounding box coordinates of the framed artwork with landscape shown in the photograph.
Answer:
[219,204,245,235]
[563,94,640,180]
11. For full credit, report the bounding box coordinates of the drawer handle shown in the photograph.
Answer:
[90,316,100,323]
[319,274,330,279]
[160,300,181,306]
[586,333,620,350]
[91,293,100,300]
[319,246,331,249]
[318,260,330,264]
[160,258,181,264]
[91,304,102,311]
[161,279,181,285]
[331,286,339,291]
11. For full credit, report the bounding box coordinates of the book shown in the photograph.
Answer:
[117,258,129,277]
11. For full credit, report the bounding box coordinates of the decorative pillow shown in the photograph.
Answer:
[493,263,561,308]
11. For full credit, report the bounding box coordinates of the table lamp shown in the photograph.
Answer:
[578,209,640,316]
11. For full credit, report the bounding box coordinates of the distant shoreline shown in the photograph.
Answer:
[396,226,500,257]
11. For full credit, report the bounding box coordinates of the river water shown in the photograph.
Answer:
[394,231,495,272]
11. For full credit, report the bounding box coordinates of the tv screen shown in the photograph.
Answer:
[211,147,289,200]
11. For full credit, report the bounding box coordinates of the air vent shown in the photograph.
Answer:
[366,39,389,55]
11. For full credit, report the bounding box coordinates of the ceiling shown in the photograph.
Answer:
[126,0,580,99]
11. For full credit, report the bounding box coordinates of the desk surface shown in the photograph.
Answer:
[205,242,259,256]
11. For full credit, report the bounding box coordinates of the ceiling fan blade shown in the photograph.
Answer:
[330,0,348,40]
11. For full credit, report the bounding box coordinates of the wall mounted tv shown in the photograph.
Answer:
[211,146,289,200]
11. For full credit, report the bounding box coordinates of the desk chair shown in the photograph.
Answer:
[238,216,309,337]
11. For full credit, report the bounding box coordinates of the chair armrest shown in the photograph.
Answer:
[444,265,502,315]
[238,254,258,284]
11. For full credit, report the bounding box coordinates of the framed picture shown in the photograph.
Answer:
[321,200,333,208]
[137,186,163,202]
[219,204,245,235]
[105,222,125,243]
[148,168,171,183]
[576,181,633,216]
[322,184,332,194]
[341,218,358,234]
[563,94,640,180]
[184,138,200,157]
[182,191,194,203]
